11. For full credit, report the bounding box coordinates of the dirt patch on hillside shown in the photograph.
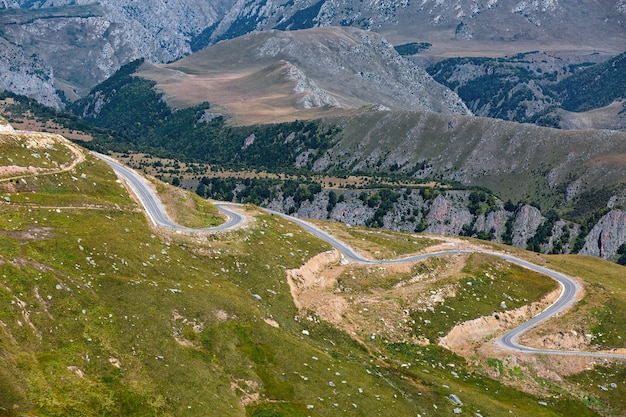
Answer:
[286,248,469,344]
[0,226,53,242]
[440,287,562,356]
[286,250,349,324]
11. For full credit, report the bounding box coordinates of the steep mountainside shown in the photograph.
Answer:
[134,27,470,123]
[210,0,626,55]
[1,0,625,106]
[427,50,626,130]
[0,1,228,102]
[4,124,626,416]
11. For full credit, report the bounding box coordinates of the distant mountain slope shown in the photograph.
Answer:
[133,27,470,123]
[210,0,626,55]
[426,50,626,130]
[550,51,626,112]
[1,0,625,106]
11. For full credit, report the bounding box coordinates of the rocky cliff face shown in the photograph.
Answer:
[0,38,60,108]
[261,188,605,256]
[0,1,230,103]
[581,210,626,259]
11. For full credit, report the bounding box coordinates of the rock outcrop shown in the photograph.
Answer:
[0,39,61,109]
[580,210,626,259]
[0,117,15,133]
[511,205,545,249]
[262,188,599,255]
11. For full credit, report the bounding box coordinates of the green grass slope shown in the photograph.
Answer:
[0,130,619,417]
[328,109,626,218]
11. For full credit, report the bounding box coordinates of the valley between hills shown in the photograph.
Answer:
[1,3,626,415]
[2,118,626,416]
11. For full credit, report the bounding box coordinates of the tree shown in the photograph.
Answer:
[327,190,338,214]
[195,182,206,197]
[617,243,626,266]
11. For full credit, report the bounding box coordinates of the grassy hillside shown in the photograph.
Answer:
[2,130,624,416]
[329,110,626,219]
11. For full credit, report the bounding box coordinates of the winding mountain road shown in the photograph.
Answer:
[94,153,242,232]
[97,153,626,360]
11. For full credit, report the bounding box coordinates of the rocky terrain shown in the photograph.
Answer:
[256,187,619,261]
[1,0,625,107]
[136,27,470,123]
[0,1,227,103]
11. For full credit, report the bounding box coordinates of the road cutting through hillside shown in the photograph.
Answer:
[94,153,243,232]
[97,152,626,361]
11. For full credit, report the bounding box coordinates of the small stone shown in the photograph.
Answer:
[449,394,463,405]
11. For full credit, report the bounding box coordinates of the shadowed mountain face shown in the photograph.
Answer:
[1,0,625,106]
[135,27,471,123]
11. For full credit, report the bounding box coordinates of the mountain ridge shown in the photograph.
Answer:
[1,0,625,107]
[126,27,471,123]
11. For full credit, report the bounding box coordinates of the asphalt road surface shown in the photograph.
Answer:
[98,153,626,360]
[94,152,242,232]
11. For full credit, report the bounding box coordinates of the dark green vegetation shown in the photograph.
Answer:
[196,177,323,209]
[617,244,626,266]
[274,0,326,31]
[427,51,626,128]
[426,54,560,127]
[551,51,626,112]
[393,42,432,55]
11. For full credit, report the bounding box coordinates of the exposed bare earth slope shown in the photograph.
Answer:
[137,27,470,124]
